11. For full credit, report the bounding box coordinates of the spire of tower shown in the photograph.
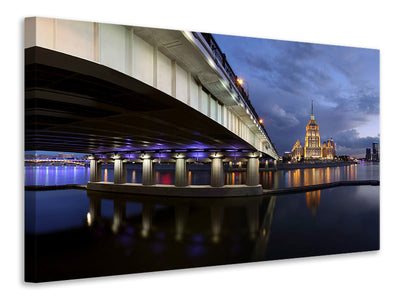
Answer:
[310,100,315,120]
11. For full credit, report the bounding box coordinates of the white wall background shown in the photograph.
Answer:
[2,0,399,299]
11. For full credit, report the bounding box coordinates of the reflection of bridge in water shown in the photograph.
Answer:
[86,190,277,262]
[25,17,278,197]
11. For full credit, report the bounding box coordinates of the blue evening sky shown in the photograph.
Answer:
[213,33,380,156]
[25,32,380,159]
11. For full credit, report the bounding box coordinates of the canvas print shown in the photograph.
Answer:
[24,17,380,282]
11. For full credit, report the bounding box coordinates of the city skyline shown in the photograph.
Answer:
[214,34,380,156]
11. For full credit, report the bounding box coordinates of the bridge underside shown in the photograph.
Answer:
[25,47,267,157]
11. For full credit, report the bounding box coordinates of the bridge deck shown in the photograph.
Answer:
[25,46,259,155]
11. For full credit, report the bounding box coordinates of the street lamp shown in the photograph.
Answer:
[236,77,249,98]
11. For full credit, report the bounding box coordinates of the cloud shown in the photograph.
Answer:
[269,104,300,128]
[332,129,379,155]
[213,34,379,155]
[237,41,334,96]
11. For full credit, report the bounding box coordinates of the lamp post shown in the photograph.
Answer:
[236,77,249,98]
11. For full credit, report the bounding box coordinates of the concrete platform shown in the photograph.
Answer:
[263,180,380,195]
[87,182,263,198]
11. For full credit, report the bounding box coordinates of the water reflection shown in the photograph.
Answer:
[306,191,321,217]
[86,190,274,245]
[131,170,135,183]
[142,203,154,237]
[224,165,363,189]
[25,183,379,282]
[104,168,108,182]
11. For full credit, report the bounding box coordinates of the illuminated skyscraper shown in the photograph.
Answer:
[290,101,334,161]
[372,142,379,161]
[303,101,322,159]
[366,147,372,161]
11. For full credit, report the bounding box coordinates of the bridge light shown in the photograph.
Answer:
[259,119,264,124]
[237,78,244,85]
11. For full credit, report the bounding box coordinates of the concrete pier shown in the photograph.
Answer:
[246,152,260,186]
[89,156,102,182]
[113,155,127,184]
[142,155,156,185]
[210,153,224,187]
[174,154,188,187]
[263,179,380,195]
[87,182,263,197]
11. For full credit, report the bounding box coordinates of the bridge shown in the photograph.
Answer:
[25,158,87,166]
[25,17,279,196]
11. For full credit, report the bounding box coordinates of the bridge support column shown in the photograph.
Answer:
[113,155,127,184]
[89,155,102,182]
[273,159,277,169]
[210,152,224,187]
[246,152,260,186]
[142,154,156,185]
[175,153,188,187]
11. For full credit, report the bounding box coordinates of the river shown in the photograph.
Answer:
[24,163,379,282]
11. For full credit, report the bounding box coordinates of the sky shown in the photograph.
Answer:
[213,34,380,157]
[24,28,379,159]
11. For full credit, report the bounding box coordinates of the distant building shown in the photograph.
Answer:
[283,151,292,159]
[303,101,322,159]
[322,140,334,159]
[38,154,53,159]
[291,140,303,161]
[329,138,336,157]
[372,142,379,161]
[366,147,372,161]
[290,101,335,161]
[58,153,74,159]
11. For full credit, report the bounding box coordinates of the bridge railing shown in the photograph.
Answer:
[192,32,278,156]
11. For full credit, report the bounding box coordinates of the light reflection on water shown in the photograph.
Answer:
[25,182,379,282]
[25,163,379,189]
